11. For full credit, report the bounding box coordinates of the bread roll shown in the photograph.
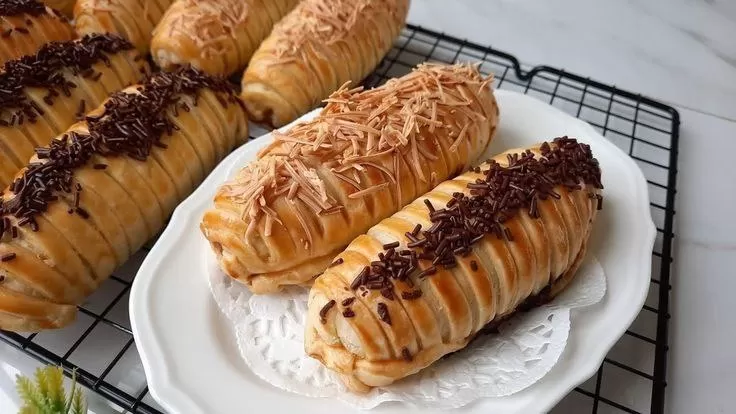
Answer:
[241,0,410,127]
[202,63,499,294]
[0,34,149,189]
[151,0,300,77]
[0,0,74,66]
[41,0,75,17]
[305,138,604,392]
[74,0,176,53]
[0,67,249,332]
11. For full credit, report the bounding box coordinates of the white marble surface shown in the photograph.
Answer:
[409,0,736,121]
[2,1,735,413]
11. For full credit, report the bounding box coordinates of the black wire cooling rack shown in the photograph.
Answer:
[0,24,677,414]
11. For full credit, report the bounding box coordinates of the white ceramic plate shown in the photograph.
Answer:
[130,90,655,414]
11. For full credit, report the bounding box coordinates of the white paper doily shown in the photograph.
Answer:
[208,253,606,410]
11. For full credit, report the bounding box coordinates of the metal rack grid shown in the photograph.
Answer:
[0,23,677,414]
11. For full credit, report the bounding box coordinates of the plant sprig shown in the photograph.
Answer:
[15,365,88,414]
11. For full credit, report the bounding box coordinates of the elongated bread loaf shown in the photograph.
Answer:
[0,34,148,189]
[0,0,74,65]
[241,0,410,127]
[74,0,176,52]
[305,138,603,392]
[201,63,499,294]
[151,0,299,77]
[0,67,248,332]
[41,0,75,16]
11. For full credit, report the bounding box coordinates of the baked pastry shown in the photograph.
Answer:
[0,34,148,189]
[304,137,604,392]
[74,0,176,53]
[202,63,499,294]
[0,67,249,332]
[41,0,75,17]
[0,0,74,66]
[241,0,410,127]
[151,0,300,77]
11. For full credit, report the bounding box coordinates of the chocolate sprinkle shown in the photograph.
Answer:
[380,287,394,301]
[0,0,46,17]
[383,241,400,249]
[341,297,355,307]
[0,67,241,241]
[348,137,603,301]
[329,257,344,267]
[1,253,16,262]
[75,99,86,119]
[377,303,391,325]
[319,299,336,324]
[470,260,478,271]
[342,308,355,318]
[75,207,89,219]
[401,289,422,300]
[0,34,136,125]
[401,347,413,362]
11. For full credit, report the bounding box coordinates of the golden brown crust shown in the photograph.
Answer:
[304,144,601,391]
[41,0,75,16]
[0,6,74,65]
[241,0,410,127]
[0,80,248,332]
[151,0,299,77]
[74,0,176,52]
[202,63,499,294]
[0,47,148,189]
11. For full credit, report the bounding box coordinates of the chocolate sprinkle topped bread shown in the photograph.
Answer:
[201,63,499,294]
[0,67,249,332]
[305,137,603,392]
[0,33,149,188]
[0,0,74,66]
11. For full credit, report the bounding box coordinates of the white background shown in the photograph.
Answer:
[2,0,735,413]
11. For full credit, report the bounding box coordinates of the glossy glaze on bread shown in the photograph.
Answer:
[74,0,176,52]
[241,0,410,127]
[152,0,299,77]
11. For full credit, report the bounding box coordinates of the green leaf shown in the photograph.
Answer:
[15,375,41,410]
[45,367,66,412]
[71,385,86,414]
[15,366,89,414]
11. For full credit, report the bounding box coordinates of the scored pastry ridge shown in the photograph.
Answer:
[74,0,177,53]
[202,63,500,294]
[305,137,604,392]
